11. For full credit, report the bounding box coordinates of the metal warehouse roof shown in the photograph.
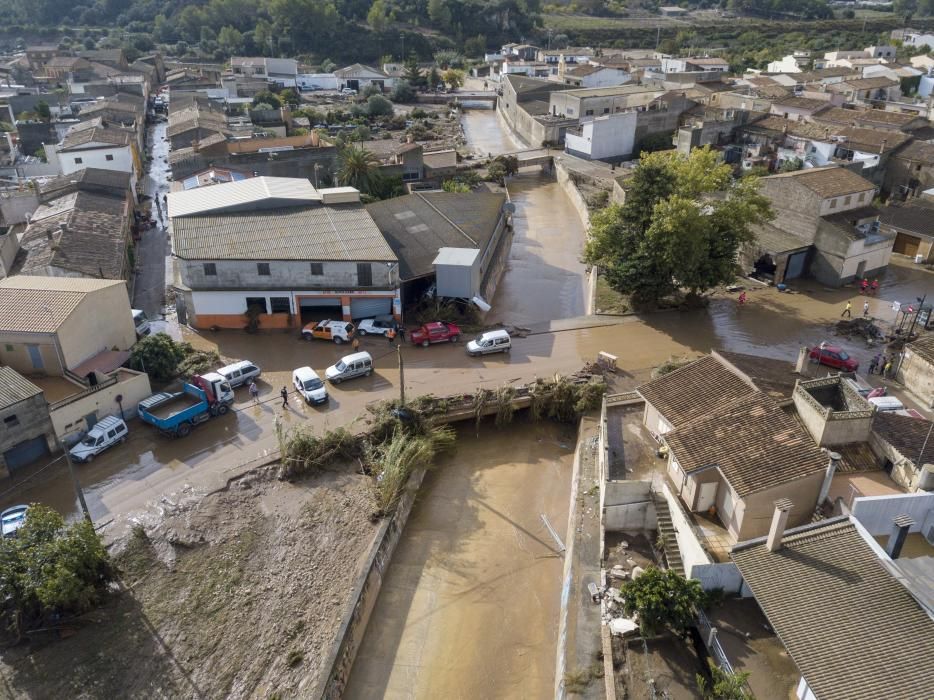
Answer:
[167,176,321,218]
[0,367,43,409]
[0,276,125,333]
[171,204,396,262]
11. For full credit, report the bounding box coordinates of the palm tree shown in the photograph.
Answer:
[337,144,382,195]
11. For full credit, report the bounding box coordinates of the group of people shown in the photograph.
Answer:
[868,353,895,377]
[859,278,880,296]
[841,300,872,318]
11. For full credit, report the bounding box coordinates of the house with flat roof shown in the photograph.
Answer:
[732,515,934,700]
[168,177,399,328]
[230,57,298,87]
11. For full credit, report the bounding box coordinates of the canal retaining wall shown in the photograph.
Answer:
[553,158,598,316]
[315,464,429,699]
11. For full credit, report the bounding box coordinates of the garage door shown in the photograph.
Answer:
[350,297,392,319]
[299,297,341,308]
[784,250,808,281]
[893,232,921,257]
[3,435,50,472]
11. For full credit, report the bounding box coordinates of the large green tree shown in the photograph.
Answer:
[583,148,771,306]
[622,567,704,637]
[0,505,113,638]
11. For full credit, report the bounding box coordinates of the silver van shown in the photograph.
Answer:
[467,329,511,356]
[69,416,128,463]
[218,360,262,388]
[325,351,373,384]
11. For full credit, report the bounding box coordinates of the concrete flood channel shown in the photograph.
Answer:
[344,420,576,698]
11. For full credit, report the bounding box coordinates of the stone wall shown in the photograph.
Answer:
[898,344,934,409]
[0,393,57,475]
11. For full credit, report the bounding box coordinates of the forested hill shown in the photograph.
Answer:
[0,0,541,63]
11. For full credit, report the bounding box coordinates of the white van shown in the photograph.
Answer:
[293,366,328,405]
[217,360,262,388]
[132,309,151,337]
[325,351,373,384]
[869,396,905,413]
[69,416,128,463]
[467,329,512,356]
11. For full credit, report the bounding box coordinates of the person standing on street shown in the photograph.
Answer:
[387,326,396,343]
[883,359,893,378]
[841,301,852,318]
[352,337,361,353]
[738,291,747,305]
[280,386,289,408]
[860,278,869,295]
[863,301,870,317]
[869,354,880,375]
[397,325,405,342]
[249,380,259,403]
[870,279,879,296]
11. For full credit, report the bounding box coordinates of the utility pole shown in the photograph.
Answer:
[907,293,927,339]
[397,342,405,406]
[61,442,92,524]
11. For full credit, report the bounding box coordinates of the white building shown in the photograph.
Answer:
[563,64,631,89]
[334,64,395,92]
[44,120,140,187]
[230,57,299,87]
[898,29,934,51]
[766,53,810,74]
[564,111,638,161]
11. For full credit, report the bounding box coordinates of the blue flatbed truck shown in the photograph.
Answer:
[138,373,235,437]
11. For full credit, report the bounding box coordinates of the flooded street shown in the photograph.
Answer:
[133,120,171,318]
[490,174,588,327]
[460,108,520,157]
[345,420,575,699]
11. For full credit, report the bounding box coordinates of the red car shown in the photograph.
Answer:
[410,321,461,347]
[809,344,859,372]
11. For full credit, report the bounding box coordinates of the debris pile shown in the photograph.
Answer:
[834,317,886,344]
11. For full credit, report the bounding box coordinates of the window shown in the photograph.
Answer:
[245,297,268,314]
[74,157,83,164]
[310,262,324,276]
[585,109,594,116]
[858,192,866,202]
[844,195,852,205]
[917,164,923,172]
[603,108,610,114]
[3,415,18,427]
[203,262,217,276]
[357,262,373,287]
[4,344,12,352]
[829,198,837,209]
[270,297,291,314]
[105,154,114,161]
[257,263,271,276]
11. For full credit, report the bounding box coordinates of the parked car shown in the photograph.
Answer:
[132,309,151,337]
[302,320,355,344]
[410,321,461,347]
[809,344,859,372]
[217,360,262,388]
[1,505,29,538]
[325,351,373,384]
[293,366,328,405]
[357,316,396,337]
[341,87,357,95]
[467,329,511,356]
[69,416,128,463]
[869,396,905,413]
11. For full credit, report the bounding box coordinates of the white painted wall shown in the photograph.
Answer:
[919,75,934,98]
[190,288,399,315]
[767,55,804,73]
[566,111,638,160]
[47,144,136,184]
[298,73,339,90]
[576,68,631,89]
[851,492,934,537]
[661,482,716,580]
[840,238,893,278]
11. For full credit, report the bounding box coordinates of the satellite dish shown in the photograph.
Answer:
[502,202,516,214]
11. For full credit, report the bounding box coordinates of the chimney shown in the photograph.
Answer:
[879,138,887,155]
[885,514,915,559]
[795,346,809,373]
[766,499,794,552]
[816,451,842,506]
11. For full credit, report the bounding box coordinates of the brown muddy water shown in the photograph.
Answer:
[345,419,576,699]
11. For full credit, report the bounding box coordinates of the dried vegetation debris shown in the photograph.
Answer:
[0,465,378,700]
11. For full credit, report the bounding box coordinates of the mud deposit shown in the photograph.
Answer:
[345,419,576,699]
[0,465,378,699]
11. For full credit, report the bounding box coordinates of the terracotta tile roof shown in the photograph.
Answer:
[891,139,934,163]
[0,276,125,333]
[815,106,921,129]
[771,96,829,110]
[872,406,934,467]
[714,350,801,401]
[665,392,827,496]
[906,332,934,364]
[767,166,875,198]
[60,123,134,150]
[732,518,934,700]
[878,200,934,239]
[834,75,899,90]
[637,355,756,427]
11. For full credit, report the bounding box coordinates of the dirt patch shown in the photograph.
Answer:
[620,634,703,700]
[0,464,378,699]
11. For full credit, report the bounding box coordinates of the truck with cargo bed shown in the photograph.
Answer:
[137,373,234,437]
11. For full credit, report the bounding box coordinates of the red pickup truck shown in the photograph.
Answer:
[410,321,461,347]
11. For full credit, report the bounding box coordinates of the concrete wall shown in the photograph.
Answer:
[642,401,673,437]
[178,259,393,291]
[739,474,824,540]
[851,492,934,537]
[48,144,137,184]
[897,344,934,409]
[793,380,874,446]
[869,429,925,492]
[0,190,39,226]
[0,393,57,475]
[565,111,637,161]
[691,562,744,593]
[317,465,428,699]
[0,230,21,278]
[49,368,151,442]
[57,285,136,370]
[604,480,658,531]
[661,482,734,592]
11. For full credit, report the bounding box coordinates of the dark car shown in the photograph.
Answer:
[410,321,461,347]
[809,344,859,372]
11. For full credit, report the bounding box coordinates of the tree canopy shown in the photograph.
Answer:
[621,567,704,637]
[583,147,772,306]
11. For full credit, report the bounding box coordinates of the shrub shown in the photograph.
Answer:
[367,95,393,117]
[622,567,704,636]
[390,80,416,103]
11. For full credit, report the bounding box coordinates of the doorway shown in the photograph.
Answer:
[27,344,43,370]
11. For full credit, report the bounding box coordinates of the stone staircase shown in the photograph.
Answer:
[653,494,685,577]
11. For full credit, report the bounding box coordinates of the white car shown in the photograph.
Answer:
[1,505,29,538]
[357,317,396,337]
[69,416,128,463]
[293,366,328,405]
